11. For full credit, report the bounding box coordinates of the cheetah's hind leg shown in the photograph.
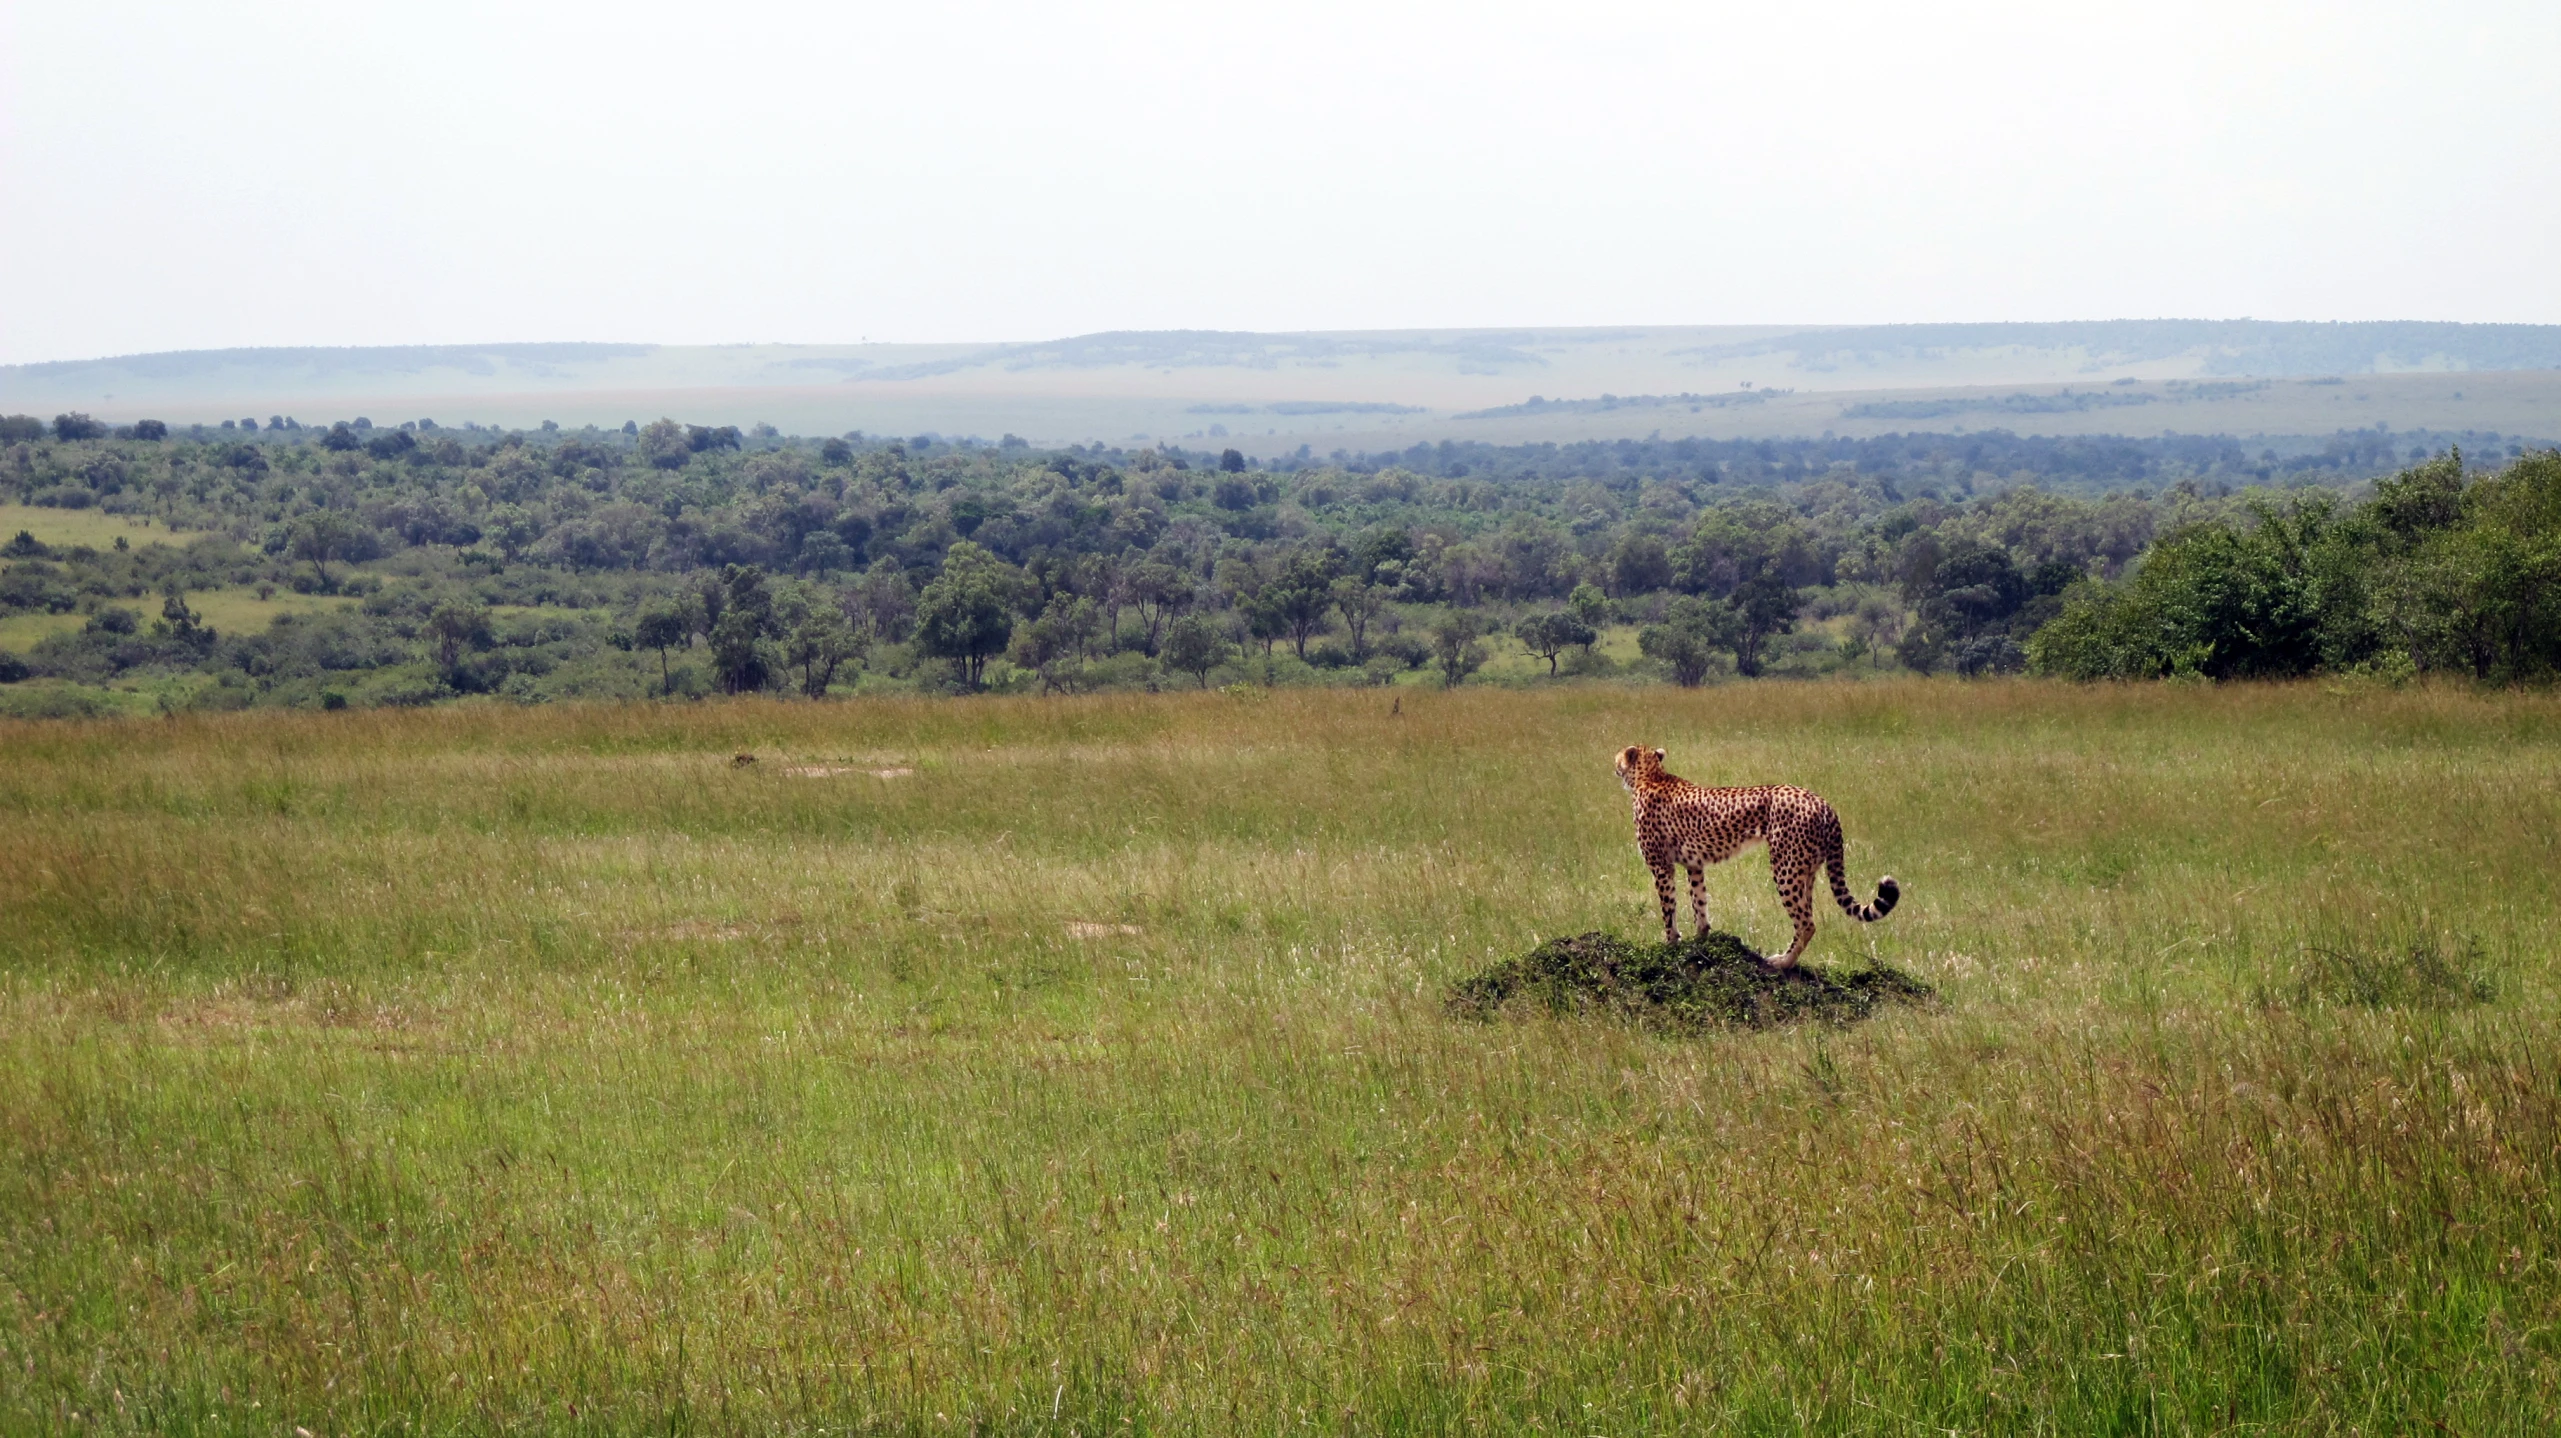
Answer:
[1768,850,1820,968]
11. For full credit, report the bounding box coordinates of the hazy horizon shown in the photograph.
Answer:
[6,1,2558,368]
[10,322,2560,456]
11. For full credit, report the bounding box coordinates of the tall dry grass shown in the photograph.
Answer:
[1,680,2557,1432]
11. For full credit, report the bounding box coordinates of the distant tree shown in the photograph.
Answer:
[1568,582,1610,632]
[154,584,214,651]
[1219,448,1247,473]
[52,413,105,441]
[365,428,418,461]
[0,415,43,443]
[1162,611,1228,687]
[914,542,1031,687]
[320,421,362,453]
[482,504,541,561]
[820,437,854,465]
[1332,577,1388,661]
[1007,595,1095,693]
[286,511,376,589]
[423,602,488,676]
[775,516,842,572]
[1352,526,1415,585]
[780,587,859,697]
[709,565,777,693]
[634,599,692,695]
[849,559,916,644]
[1125,562,1185,655]
[130,420,168,441]
[1430,612,1491,688]
[638,418,691,469]
[688,424,743,454]
[1639,596,1740,686]
[1610,533,1674,596]
[1730,571,1801,677]
[1516,610,1595,674]
[1232,588,1280,656]
[1258,552,1337,659]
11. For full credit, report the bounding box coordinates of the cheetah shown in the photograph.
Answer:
[1615,745,1899,967]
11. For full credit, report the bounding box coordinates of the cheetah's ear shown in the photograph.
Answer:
[1652,748,1665,763]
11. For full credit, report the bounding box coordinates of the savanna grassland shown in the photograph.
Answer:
[3,681,2558,1434]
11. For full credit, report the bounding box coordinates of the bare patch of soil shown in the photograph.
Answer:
[1065,921,1143,939]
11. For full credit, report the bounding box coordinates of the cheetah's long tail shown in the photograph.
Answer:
[1825,834,1899,922]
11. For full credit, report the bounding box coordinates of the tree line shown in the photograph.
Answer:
[0,412,2553,716]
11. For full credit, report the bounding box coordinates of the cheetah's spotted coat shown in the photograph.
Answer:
[1615,745,1900,967]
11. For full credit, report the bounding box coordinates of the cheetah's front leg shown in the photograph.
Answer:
[1646,850,1681,942]
[1685,864,1711,940]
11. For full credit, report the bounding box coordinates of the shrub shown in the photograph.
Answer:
[2290,932,2497,1010]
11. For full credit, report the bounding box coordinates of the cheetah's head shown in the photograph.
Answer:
[1615,745,1666,791]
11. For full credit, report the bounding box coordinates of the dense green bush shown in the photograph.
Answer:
[2029,451,2561,682]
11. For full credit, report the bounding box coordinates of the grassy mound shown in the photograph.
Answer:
[1448,930,1935,1032]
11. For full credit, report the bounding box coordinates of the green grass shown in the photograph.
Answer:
[0,585,363,670]
[0,504,202,553]
[1471,622,1647,681]
[2,681,2558,1433]
[182,583,363,633]
[0,609,84,652]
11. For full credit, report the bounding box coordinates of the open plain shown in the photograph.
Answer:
[3,681,2558,1433]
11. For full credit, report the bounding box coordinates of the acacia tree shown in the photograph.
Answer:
[773,580,860,697]
[156,584,213,651]
[1332,577,1387,661]
[1162,612,1228,688]
[785,605,857,696]
[1259,552,1336,659]
[1430,612,1490,688]
[635,600,691,696]
[1125,562,1184,655]
[1515,611,1595,675]
[915,542,1031,687]
[287,511,375,590]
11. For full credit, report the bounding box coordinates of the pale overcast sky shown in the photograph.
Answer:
[3,0,2556,364]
